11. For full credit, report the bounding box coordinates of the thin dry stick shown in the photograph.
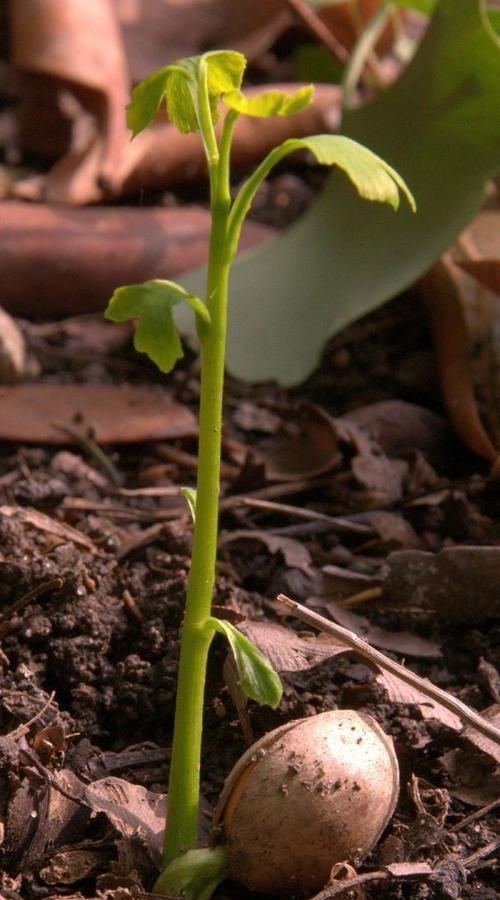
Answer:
[339,586,383,607]
[286,0,350,64]
[450,797,500,833]
[221,496,371,536]
[277,594,500,746]
[0,577,63,638]
[8,691,57,741]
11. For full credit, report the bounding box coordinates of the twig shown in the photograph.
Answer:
[0,577,63,623]
[286,0,350,65]
[51,424,123,486]
[308,863,433,899]
[463,836,500,868]
[222,496,372,536]
[0,577,63,637]
[451,798,500,833]
[277,594,500,746]
[8,691,58,741]
[339,586,383,607]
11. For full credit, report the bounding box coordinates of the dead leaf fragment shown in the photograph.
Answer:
[0,505,98,552]
[83,776,165,868]
[320,565,382,601]
[10,0,131,203]
[342,400,451,464]
[219,529,313,572]
[440,747,500,807]
[324,600,442,659]
[334,418,408,507]
[116,0,290,81]
[238,619,349,672]
[382,547,500,623]
[422,248,500,470]
[40,847,111,885]
[0,384,197,444]
[376,668,461,733]
[258,402,342,481]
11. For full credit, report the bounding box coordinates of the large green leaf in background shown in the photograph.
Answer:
[179,0,500,384]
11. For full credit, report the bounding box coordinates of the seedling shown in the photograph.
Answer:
[105,50,414,898]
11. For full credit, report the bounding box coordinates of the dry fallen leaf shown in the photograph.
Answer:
[237,619,349,672]
[276,595,500,761]
[7,0,341,203]
[117,0,291,81]
[317,0,399,56]
[82,776,165,867]
[0,505,98,553]
[324,600,442,659]
[458,258,500,295]
[440,746,500,807]
[10,0,130,203]
[219,529,313,572]
[256,402,342,481]
[382,546,500,623]
[333,418,408,507]
[422,204,500,472]
[342,400,451,464]
[0,384,197,444]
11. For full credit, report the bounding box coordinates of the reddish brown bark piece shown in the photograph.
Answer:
[0,384,197,444]
[0,202,274,318]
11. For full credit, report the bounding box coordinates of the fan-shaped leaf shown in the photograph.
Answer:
[105,280,198,373]
[224,85,314,118]
[282,135,415,210]
[127,51,246,136]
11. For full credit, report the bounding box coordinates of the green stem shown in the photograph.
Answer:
[163,176,231,867]
[226,141,294,257]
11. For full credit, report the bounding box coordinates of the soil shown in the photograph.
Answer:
[0,205,499,900]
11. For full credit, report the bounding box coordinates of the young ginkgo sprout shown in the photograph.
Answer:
[105,50,415,899]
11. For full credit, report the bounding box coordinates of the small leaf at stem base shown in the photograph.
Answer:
[154,846,227,900]
[105,279,203,373]
[209,617,283,708]
[180,486,197,523]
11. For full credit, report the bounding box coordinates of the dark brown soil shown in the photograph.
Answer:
[0,289,499,900]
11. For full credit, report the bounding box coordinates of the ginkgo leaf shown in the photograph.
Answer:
[127,51,246,136]
[209,618,283,708]
[179,0,500,386]
[180,486,197,523]
[224,85,314,118]
[281,135,416,211]
[105,280,198,373]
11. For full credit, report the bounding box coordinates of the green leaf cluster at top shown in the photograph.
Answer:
[127,50,247,136]
[108,51,414,376]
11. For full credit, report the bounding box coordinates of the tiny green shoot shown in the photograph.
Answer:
[105,49,414,899]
